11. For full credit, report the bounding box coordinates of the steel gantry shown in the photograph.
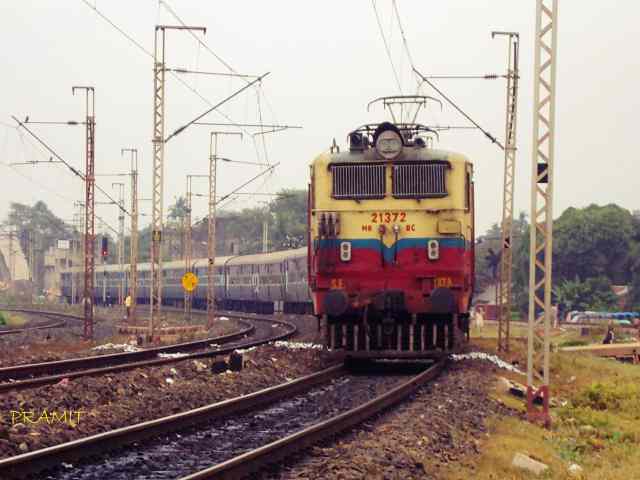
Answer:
[528,0,559,426]
[150,25,206,341]
[207,132,242,327]
[122,148,139,322]
[492,31,520,353]
[72,86,96,340]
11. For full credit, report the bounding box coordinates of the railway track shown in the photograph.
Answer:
[0,310,74,336]
[0,309,296,393]
[0,359,445,479]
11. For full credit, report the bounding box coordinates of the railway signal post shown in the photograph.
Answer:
[207,131,242,327]
[72,85,96,340]
[492,31,520,353]
[527,0,558,426]
[150,25,206,341]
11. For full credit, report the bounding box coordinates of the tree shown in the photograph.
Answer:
[553,204,634,284]
[553,276,619,313]
[3,201,73,287]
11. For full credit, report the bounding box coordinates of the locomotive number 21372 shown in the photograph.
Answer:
[370,212,406,223]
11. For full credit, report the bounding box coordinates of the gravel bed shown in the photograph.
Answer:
[278,314,322,344]
[267,360,515,480]
[0,313,241,368]
[41,372,407,479]
[0,344,331,460]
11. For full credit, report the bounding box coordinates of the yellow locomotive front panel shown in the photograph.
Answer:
[308,122,474,357]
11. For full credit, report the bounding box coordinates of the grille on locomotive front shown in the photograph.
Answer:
[331,163,385,199]
[392,162,449,199]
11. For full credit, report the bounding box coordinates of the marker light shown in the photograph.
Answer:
[340,241,351,262]
[427,239,440,260]
[378,224,386,235]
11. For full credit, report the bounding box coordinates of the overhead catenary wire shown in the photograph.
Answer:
[164,72,270,143]
[10,116,132,215]
[371,0,403,93]
[413,68,505,150]
[79,0,255,142]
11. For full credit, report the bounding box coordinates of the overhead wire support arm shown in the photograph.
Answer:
[412,67,505,150]
[166,68,260,78]
[9,115,130,216]
[216,162,281,206]
[164,72,271,143]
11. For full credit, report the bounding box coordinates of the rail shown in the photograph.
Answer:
[0,364,343,479]
[181,358,446,479]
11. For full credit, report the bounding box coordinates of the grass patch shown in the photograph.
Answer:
[447,331,640,479]
[0,311,27,327]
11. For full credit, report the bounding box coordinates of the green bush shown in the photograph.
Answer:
[0,312,7,326]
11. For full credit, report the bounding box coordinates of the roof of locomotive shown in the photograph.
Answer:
[312,121,471,167]
[320,147,470,165]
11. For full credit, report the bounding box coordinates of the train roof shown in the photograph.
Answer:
[317,147,470,166]
[60,247,307,273]
[225,247,306,266]
[312,121,471,167]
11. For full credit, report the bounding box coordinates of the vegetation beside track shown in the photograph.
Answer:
[447,325,640,479]
[0,311,26,328]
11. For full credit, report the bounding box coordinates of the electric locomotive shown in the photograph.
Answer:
[308,100,474,358]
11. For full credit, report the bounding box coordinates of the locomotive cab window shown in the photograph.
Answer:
[330,163,385,199]
[392,161,450,199]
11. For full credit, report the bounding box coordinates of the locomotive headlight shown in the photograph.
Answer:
[375,129,403,160]
[340,241,352,262]
[427,239,440,260]
[392,224,400,233]
[378,224,386,235]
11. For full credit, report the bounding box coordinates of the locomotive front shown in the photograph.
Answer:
[308,120,474,358]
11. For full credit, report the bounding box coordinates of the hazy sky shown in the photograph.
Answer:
[1,1,639,238]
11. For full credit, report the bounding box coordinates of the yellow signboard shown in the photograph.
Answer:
[182,272,199,292]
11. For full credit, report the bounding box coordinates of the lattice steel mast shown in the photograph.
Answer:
[122,148,139,321]
[207,132,242,326]
[73,86,96,340]
[184,174,194,321]
[150,25,206,340]
[528,0,558,425]
[493,31,520,352]
[112,182,125,307]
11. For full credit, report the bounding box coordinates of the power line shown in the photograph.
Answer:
[413,68,504,150]
[10,116,132,215]
[392,0,416,71]
[165,72,270,143]
[79,0,255,141]
[371,0,403,93]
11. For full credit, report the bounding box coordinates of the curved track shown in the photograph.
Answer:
[0,359,445,479]
[0,310,71,336]
[0,309,296,393]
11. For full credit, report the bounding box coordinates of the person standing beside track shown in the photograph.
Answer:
[124,294,132,320]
